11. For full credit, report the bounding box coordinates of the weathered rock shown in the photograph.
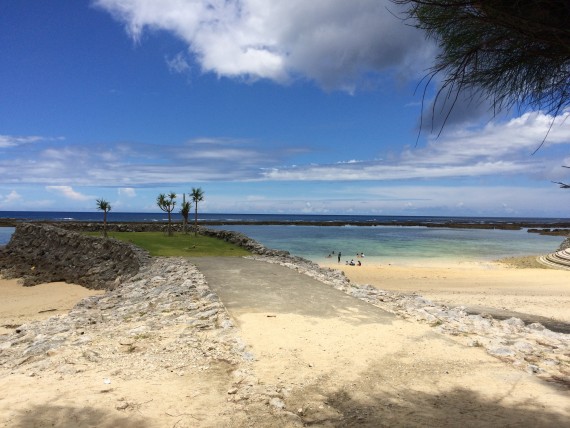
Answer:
[558,235,570,251]
[0,223,150,289]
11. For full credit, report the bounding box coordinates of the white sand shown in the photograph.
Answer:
[321,257,570,323]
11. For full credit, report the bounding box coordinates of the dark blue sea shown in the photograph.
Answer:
[1,211,567,264]
[1,210,569,225]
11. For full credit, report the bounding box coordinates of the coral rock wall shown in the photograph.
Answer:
[0,223,149,289]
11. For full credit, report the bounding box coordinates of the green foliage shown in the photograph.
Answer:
[180,200,191,228]
[395,0,570,133]
[96,231,251,257]
[96,198,111,238]
[156,192,177,236]
[190,187,205,237]
[96,199,111,213]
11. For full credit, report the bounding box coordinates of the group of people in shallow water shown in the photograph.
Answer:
[326,250,364,266]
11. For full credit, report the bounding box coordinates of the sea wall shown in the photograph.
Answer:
[199,227,291,257]
[0,223,149,289]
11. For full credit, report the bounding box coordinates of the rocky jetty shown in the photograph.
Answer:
[0,257,244,371]
[0,223,149,289]
[0,257,291,420]
[559,235,570,251]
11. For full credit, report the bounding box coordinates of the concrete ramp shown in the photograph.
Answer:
[188,256,395,324]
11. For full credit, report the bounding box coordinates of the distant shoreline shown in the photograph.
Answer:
[1,218,569,235]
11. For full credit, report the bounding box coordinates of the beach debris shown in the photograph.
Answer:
[115,400,130,410]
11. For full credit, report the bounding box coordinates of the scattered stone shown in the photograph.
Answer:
[270,397,286,410]
[115,401,129,410]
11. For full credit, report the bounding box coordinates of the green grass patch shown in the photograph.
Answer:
[89,231,251,257]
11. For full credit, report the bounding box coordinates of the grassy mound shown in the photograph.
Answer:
[91,232,251,257]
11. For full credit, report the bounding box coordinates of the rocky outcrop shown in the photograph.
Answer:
[559,235,570,251]
[0,223,287,289]
[0,223,149,289]
[56,222,186,233]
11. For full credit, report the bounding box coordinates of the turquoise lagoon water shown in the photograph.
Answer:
[209,225,564,265]
[0,223,564,265]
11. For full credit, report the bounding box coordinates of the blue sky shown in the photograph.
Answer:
[1,0,569,217]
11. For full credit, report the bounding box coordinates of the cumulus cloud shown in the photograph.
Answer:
[93,0,433,90]
[0,190,22,205]
[46,186,92,201]
[118,187,137,197]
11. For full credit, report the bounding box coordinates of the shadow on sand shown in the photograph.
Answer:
[298,385,569,427]
[11,404,153,428]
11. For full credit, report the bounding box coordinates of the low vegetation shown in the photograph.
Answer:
[88,231,251,257]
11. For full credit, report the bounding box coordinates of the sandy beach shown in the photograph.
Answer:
[0,278,104,335]
[1,255,569,426]
[321,256,570,324]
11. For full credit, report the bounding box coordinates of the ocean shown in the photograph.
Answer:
[0,211,567,264]
[208,224,564,265]
[1,210,569,225]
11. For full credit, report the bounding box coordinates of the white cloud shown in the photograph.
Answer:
[1,112,568,188]
[46,186,92,201]
[0,190,22,206]
[200,183,568,217]
[263,111,570,181]
[166,52,191,74]
[0,135,51,148]
[118,187,137,197]
[93,0,433,90]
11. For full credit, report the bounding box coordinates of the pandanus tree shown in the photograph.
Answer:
[96,198,111,238]
[190,187,204,237]
[180,193,191,234]
[157,192,177,236]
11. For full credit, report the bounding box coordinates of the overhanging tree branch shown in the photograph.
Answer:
[394,0,570,136]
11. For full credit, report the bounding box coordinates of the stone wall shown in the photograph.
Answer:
[199,228,291,257]
[0,223,150,289]
[56,222,185,233]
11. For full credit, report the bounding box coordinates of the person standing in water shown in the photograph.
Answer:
[338,252,341,263]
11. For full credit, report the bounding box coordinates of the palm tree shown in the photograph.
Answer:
[190,187,204,237]
[180,193,191,234]
[156,192,177,236]
[96,198,111,238]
